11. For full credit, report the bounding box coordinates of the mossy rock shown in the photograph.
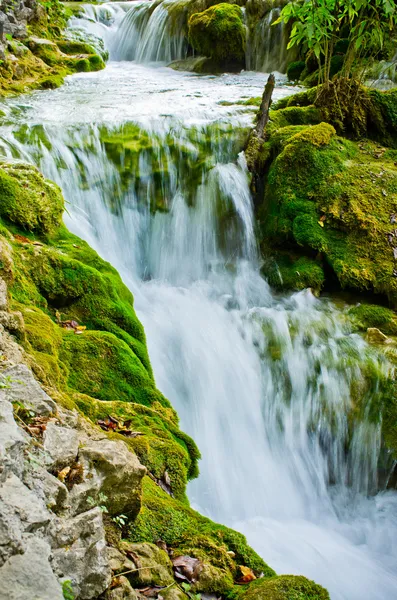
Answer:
[0,162,63,235]
[262,254,325,293]
[188,4,246,68]
[129,476,275,597]
[286,60,306,82]
[239,574,330,599]
[257,120,397,304]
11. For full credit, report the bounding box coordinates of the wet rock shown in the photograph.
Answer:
[70,438,146,517]
[43,422,79,470]
[51,507,111,599]
[0,537,63,600]
[366,327,390,344]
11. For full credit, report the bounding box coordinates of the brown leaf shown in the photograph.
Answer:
[172,555,203,583]
[139,587,165,598]
[14,234,31,244]
[236,565,256,584]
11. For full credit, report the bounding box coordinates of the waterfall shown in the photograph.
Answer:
[1,8,397,599]
[246,8,288,73]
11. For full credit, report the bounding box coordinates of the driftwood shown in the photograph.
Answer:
[255,72,275,139]
[245,73,275,179]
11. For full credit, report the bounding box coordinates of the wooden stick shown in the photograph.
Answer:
[255,73,275,139]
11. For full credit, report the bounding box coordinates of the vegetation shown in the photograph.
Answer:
[277,0,397,87]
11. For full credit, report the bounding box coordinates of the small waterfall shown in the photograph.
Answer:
[110,0,189,63]
[246,8,288,73]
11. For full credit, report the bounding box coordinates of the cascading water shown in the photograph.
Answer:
[1,3,397,598]
[246,8,288,73]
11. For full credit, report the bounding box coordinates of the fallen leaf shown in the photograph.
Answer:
[172,555,203,583]
[14,234,31,244]
[236,565,256,584]
[58,466,71,482]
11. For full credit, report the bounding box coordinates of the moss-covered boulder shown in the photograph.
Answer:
[256,116,397,303]
[188,4,246,69]
[0,162,63,235]
[239,574,330,599]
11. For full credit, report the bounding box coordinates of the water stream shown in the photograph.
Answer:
[1,3,397,598]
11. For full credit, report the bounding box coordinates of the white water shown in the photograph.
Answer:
[1,3,397,598]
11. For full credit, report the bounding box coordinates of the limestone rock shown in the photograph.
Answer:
[0,536,63,600]
[106,546,126,572]
[70,438,146,517]
[2,363,56,415]
[0,394,27,476]
[0,472,50,533]
[43,422,79,469]
[51,507,111,599]
[0,310,24,335]
[0,499,23,567]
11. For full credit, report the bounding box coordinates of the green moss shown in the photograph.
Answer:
[56,39,97,55]
[286,60,306,82]
[188,4,246,67]
[0,162,63,235]
[239,575,329,600]
[129,477,275,597]
[348,304,397,336]
[261,127,397,303]
[263,254,325,293]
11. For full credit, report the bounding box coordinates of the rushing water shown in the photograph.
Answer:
[1,3,397,598]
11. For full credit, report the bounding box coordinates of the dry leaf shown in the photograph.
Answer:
[172,555,203,583]
[236,565,256,584]
[58,466,71,482]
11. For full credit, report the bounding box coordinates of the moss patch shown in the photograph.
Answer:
[239,574,329,600]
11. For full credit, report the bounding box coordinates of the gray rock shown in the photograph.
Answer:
[43,422,79,469]
[51,507,111,599]
[24,467,69,513]
[0,278,7,311]
[2,364,56,415]
[0,310,24,335]
[0,499,24,567]
[70,438,146,517]
[106,546,126,572]
[0,472,50,533]
[0,536,63,600]
[0,395,26,476]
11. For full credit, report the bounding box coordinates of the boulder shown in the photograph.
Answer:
[0,499,24,567]
[0,278,8,311]
[104,576,139,600]
[70,438,146,517]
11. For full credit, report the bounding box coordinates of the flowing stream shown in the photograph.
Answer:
[1,3,397,598]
